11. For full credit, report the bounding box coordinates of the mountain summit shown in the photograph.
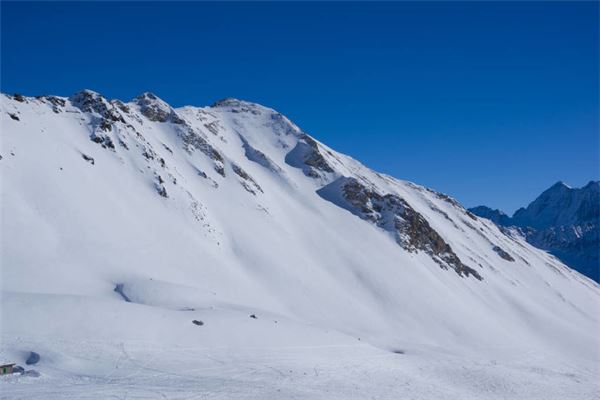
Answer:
[1,91,599,398]
[470,181,599,281]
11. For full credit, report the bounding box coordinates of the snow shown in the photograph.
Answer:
[0,92,599,399]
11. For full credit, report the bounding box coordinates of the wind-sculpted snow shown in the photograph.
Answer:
[1,90,599,399]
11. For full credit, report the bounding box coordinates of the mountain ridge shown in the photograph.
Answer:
[469,181,599,281]
[1,89,599,398]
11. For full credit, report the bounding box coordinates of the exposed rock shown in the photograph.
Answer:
[285,134,334,178]
[466,211,478,221]
[90,133,115,150]
[13,93,26,102]
[156,183,168,198]
[135,92,184,124]
[211,98,262,115]
[192,320,204,326]
[232,163,263,195]
[8,113,19,121]
[492,245,515,262]
[41,96,66,113]
[110,99,130,114]
[70,90,125,124]
[319,178,482,280]
[81,154,95,165]
[179,127,226,177]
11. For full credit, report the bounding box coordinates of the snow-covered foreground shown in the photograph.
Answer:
[2,341,597,400]
[1,91,599,398]
[2,300,598,400]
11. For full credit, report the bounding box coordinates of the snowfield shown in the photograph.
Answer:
[0,91,598,399]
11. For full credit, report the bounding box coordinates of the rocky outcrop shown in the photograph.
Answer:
[285,134,334,179]
[135,92,184,124]
[70,90,125,124]
[319,178,482,280]
[492,246,515,262]
[232,163,263,195]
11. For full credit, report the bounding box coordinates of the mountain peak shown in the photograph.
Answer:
[210,98,267,114]
[69,89,111,114]
[548,181,571,191]
[134,91,183,124]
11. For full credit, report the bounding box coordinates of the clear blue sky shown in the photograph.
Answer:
[2,2,598,213]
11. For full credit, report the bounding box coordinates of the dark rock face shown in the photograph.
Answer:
[180,127,225,177]
[469,181,600,281]
[90,133,115,150]
[319,178,482,280]
[232,163,263,195]
[135,92,184,124]
[40,96,66,113]
[70,90,125,124]
[285,134,334,179]
[492,246,515,262]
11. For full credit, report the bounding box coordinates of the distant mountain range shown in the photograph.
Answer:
[470,181,599,281]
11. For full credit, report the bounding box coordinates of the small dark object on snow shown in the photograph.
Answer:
[391,349,405,355]
[157,185,168,198]
[249,314,257,319]
[8,113,19,121]
[82,154,95,165]
[13,93,25,102]
[192,320,204,326]
[12,365,24,374]
[26,352,40,365]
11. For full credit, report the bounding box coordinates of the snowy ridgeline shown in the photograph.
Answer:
[469,181,600,282]
[0,91,598,399]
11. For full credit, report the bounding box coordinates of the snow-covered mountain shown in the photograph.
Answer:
[1,90,599,399]
[470,181,599,282]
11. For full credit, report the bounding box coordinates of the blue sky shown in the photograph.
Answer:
[2,2,598,213]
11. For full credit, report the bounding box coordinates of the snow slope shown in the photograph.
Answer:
[1,91,598,399]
